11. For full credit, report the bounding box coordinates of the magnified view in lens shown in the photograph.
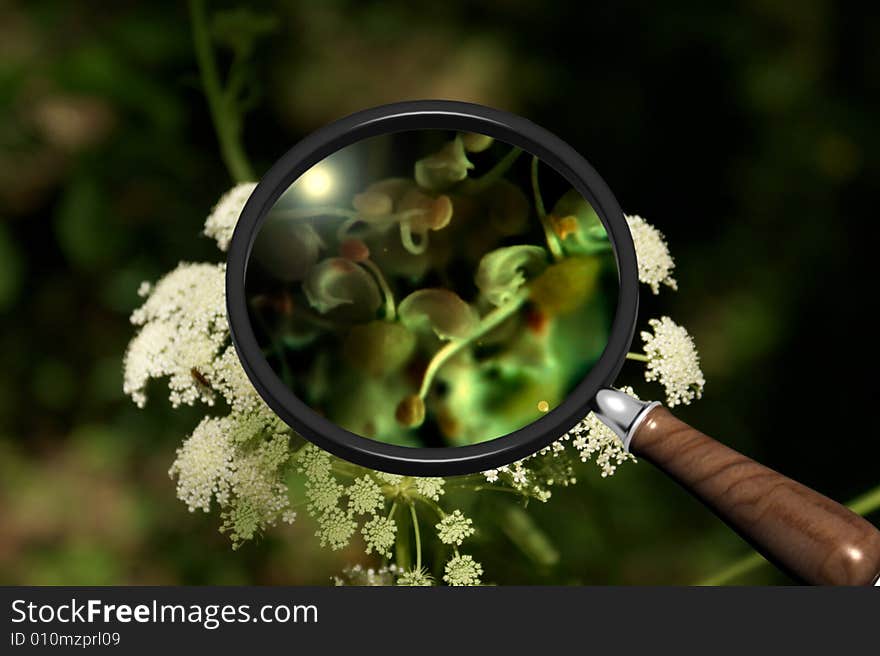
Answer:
[246,131,617,447]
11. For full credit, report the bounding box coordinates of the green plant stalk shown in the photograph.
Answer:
[460,147,522,193]
[418,290,528,399]
[530,156,564,261]
[697,482,880,585]
[188,0,255,182]
[410,504,422,571]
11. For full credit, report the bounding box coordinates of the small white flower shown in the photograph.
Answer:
[443,554,483,586]
[482,469,499,483]
[168,416,235,512]
[348,475,385,515]
[640,316,705,406]
[361,515,397,557]
[124,262,227,408]
[414,477,445,501]
[626,215,677,294]
[305,475,345,514]
[436,510,475,546]
[316,507,356,551]
[204,183,257,251]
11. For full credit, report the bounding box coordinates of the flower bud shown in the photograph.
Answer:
[462,132,494,153]
[395,394,426,427]
[340,238,370,262]
[353,190,393,217]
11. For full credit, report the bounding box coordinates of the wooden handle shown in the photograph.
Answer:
[631,406,880,585]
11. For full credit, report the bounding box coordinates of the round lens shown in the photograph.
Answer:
[244,130,618,449]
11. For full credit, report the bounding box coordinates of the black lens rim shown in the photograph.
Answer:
[226,100,639,475]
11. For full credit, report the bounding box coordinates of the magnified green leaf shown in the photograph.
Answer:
[398,289,479,340]
[476,245,548,307]
[303,258,382,318]
[414,137,474,191]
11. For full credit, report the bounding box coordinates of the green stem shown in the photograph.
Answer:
[418,291,528,399]
[626,352,650,362]
[696,482,880,585]
[530,156,563,261]
[188,0,255,183]
[461,147,522,193]
[410,504,422,570]
[362,260,396,320]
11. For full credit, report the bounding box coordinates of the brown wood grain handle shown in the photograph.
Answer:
[631,406,880,585]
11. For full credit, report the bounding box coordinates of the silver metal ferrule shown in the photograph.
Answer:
[592,388,660,452]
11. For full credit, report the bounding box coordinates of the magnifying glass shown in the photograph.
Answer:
[227,100,880,585]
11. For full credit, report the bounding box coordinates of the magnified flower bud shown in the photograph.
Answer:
[414,137,474,191]
[353,190,393,217]
[303,257,382,319]
[398,289,479,340]
[395,394,425,428]
[343,321,416,377]
[340,237,370,262]
[550,214,579,240]
[461,132,494,153]
[399,190,454,232]
[529,256,600,316]
[476,244,548,307]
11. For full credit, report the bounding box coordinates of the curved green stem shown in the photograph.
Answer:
[399,221,428,255]
[696,482,880,585]
[361,259,396,320]
[188,0,255,183]
[418,291,528,399]
[530,156,563,261]
[410,504,422,570]
[461,147,522,193]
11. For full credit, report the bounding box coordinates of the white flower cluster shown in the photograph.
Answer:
[641,316,705,406]
[626,214,677,294]
[361,515,397,557]
[126,182,705,586]
[444,554,483,586]
[566,387,641,477]
[168,406,296,547]
[436,510,475,546]
[124,262,227,408]
[204,182,257,252]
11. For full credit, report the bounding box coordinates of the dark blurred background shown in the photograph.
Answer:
[1,0,878,584]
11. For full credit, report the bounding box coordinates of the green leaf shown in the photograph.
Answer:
[398,289,478,340]
[476,245,548,307]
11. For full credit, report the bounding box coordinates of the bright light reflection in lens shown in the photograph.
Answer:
[299,165,333,198]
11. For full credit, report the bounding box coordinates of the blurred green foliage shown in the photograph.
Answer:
[1,0,878,585]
